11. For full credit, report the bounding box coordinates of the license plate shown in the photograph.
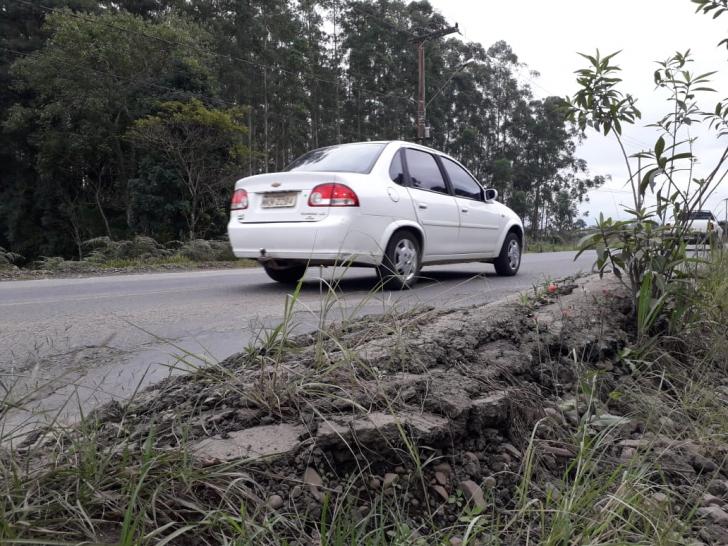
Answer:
[261,192,297,208]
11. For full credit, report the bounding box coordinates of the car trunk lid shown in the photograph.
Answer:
[232,172,341,223]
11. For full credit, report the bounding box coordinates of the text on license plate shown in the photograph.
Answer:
[261,192,297,208]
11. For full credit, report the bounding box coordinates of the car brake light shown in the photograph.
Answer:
[709,222,714,231]
[231,189,248,210]
[309,184,359,207]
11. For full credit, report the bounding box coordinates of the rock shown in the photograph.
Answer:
[690,454,718,475]
[697,506,728,526]
[433,462,452,477]
[291,486,303,499]
[502,443,522,459]
[469,391,510,428]
[460,480,487,509]
[449,538,463,546]
[191,424,305,462]
[304,467,323,487]
[620,448,635,460]
[464,461,480,478]
[702,494,723,507]
[368,478,381,490]
[465,452,479,462]
[384,488,395,496]
[543,407,561,424]
[410,498,420,507]
[304,467,325,503]
[545,483,561,501]
[600,360,614,372]
[395,466,405,474]
[617,439,651,449]
[564,410,580,426]
[358,505,370,517]
[268,495,284,510]
[653,493,668,504]
[708,480,728,497]
[435,471,448,486]
[542,445,574,458]
[383,473,399,489]
[483,476,497,489]
[316,412,449,449]
[658,416,675,428]
[432,485,449,501]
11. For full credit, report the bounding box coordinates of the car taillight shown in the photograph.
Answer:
[709,221,714,231]
[308,184,359,207]
[231,189,248,210]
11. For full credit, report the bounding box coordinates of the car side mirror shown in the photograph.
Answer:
[484,188,498,202]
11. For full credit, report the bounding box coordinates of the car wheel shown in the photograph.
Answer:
[377,231,421,289]
[494,232,521,276]
[262,263,307,284]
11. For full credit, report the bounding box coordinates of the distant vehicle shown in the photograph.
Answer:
[666,210,724,244]
[227,141,524,289]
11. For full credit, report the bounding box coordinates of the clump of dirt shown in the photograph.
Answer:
[14,274,728,544]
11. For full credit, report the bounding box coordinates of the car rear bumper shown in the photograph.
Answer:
[684,233,717,244]
[227,213,387,266]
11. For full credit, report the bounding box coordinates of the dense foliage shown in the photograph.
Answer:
[0,0,602,261]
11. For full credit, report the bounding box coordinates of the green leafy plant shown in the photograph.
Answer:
[566,47,727,340]
[0,246,23,269]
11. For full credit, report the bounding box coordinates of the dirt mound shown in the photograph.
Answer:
[15,274,728,544]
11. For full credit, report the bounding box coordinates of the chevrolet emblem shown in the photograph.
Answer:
[272,182,281,188]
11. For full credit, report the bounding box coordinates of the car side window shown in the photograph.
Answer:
[405,149,448,194]
[389,150,406,185]
[441,158,482,200]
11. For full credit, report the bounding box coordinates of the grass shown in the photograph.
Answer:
[2,250,728,544]
[524,240,580,254]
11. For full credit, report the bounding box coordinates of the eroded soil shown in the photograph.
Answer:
[13,274,728,545]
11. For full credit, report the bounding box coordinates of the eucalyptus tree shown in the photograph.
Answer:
[6,9,214,253]
[509,96,590,235]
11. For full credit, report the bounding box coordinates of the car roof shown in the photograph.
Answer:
[321,140,451,155]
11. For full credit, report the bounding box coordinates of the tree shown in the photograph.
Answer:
[0,0,602,261]
[551,190,579,234]
[4,8,214,252]
[127,99,251,239]
[509,96,599,236]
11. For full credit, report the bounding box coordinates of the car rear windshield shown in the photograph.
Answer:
[679,211,713,220]
[284,143,386,174]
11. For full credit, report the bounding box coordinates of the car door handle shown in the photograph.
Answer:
[418,203,428,210]
[461,208,469,213]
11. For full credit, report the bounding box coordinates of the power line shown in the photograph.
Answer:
[8,0,413,104]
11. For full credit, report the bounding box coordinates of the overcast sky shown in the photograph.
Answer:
[427,0,728,222]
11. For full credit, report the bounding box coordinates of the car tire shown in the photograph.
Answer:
[262,263,307,284]
[377,231,421,290]
[494,232,521,276]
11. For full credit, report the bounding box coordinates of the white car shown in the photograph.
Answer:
[227,141,524,288]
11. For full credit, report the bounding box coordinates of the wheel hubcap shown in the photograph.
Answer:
[507,239,520,270]
[394,239,417,281]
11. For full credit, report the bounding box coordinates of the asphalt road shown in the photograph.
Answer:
[0,251,594,427]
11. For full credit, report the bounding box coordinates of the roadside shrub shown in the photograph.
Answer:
[0,247,23,269]
[83,236,174,264]
[178,238,236,262]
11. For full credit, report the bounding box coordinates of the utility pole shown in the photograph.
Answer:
[411,24,459,143]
